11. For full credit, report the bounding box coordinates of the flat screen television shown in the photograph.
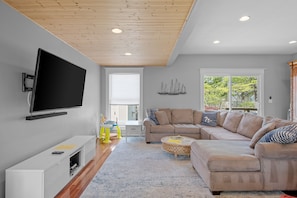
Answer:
[30,48,86,113]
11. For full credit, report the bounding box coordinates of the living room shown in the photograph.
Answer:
[0,0,297,197]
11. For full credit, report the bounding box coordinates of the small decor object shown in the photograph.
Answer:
[167,136,182,144]
[158,78,186,95]
[99,114,106,142]
[158,82,168,95]
[100,114,106,124]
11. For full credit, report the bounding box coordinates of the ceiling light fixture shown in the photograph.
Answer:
[239,16,250,22]
[112,28,123,34]
[213,40,220,44]
[289,40,297,44]
[125,52,132,56]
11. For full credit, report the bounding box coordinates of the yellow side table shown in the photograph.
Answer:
[103,127,111,144]
[100,124,112,144]
[116,125,122,139]
[99,126,105,141]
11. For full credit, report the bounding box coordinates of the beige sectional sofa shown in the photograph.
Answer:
[143,108,297,194]
[143,108,258,143]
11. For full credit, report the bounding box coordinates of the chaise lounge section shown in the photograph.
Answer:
[191,140,297,194]
[191,110,297,193]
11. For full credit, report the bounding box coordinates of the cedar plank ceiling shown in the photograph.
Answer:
[3,0,195,67]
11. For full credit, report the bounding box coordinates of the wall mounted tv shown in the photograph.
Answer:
[26,48,86,120]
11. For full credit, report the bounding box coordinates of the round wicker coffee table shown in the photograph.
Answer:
[161,136,196,158]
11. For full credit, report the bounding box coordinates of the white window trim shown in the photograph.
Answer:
[105,67,144,121]
[200,68,265,116]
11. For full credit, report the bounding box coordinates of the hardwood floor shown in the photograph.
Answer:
[55,137,121,198]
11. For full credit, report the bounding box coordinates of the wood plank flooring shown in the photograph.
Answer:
[55,137,120,198]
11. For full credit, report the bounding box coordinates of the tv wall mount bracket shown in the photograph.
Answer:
[22,73,34,92]
[22,73,68,120]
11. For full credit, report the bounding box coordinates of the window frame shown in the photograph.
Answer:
[105,67,144,122]
[200,68,265,116]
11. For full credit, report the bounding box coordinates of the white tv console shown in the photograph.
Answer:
[5,135,96,198]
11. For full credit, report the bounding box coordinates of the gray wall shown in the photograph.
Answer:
[100,54,292,120]
[0,2,100,197]
[142,54,292,119]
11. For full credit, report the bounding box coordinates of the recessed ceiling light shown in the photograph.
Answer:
[112,28,122,34]
[213,40,220,44]
[289,40,297,44]
[239,16,250,22]
[125,52,132,56]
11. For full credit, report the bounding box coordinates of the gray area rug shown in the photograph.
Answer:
[81,137,283,198]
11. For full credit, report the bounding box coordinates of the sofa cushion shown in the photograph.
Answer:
[200,126,250,140]
[159,108,172,124]
[155,111,169,125]
[259,124,297,144]
[191,140,260,172]
[150,124,174,133]
[249,122,276,148]
[271,118,295,128]
[210,130,251,140]
[262,116,274,126]
[217,111,228,126]
[237,113,263,138]
[171,109,193,124]
[222,111,243,132]
[193,110,203,124]
[173,124,200,134]
[146,108,159,125]
[201,111,217,127]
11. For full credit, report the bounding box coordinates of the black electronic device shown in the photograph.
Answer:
[52,151,64,155]
[29,48,86,113]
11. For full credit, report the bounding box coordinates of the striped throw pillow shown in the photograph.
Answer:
[259,124,297,144]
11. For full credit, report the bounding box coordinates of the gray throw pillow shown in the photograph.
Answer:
[201,111,217,127]
[146,108,159,125]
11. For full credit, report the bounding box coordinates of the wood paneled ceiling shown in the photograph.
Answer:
[4,0,195,67]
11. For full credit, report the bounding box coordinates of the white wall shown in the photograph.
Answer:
[0,2,100,197]
[142,54,292,119]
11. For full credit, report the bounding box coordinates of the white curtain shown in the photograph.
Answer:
[109,74,140,105]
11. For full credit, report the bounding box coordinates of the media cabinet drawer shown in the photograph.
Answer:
[44,158,69,198]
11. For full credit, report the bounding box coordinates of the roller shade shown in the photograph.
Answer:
[109,74,140,105]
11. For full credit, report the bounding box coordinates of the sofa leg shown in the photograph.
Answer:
[146,142,150,144]
[211,191,221,195]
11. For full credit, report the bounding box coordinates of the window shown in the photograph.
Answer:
[200,69,264,116]
[105,68,143,124]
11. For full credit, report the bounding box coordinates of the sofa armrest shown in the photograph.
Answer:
[143,118,156,133]
[254,142,297,159]
[143,117,155,126]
